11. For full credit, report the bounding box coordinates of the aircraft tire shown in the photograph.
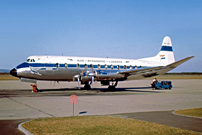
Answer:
[84,84,91,90]
[108,86,116,90]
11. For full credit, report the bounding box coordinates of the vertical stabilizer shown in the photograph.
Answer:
[158,36,175,64]
[139,36,175,65]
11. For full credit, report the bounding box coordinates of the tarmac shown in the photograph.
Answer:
[0,79,202,134]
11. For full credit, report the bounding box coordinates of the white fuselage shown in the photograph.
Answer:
[15,55,165,81]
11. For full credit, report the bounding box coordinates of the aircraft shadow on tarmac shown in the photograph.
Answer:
[37,86,161,93]
[0,87,162,98]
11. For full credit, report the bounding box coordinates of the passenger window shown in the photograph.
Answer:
[117,65,120,70]
[65,63,68,68]
[85,64,87,69]
[98,64,101,69]
[124,65,126,69]
[56,63,59,68]
[77,63,80,68]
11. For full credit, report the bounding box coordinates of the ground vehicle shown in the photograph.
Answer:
[152,81,172,89]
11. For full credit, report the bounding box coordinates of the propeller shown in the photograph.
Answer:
[88,72,96,89]
[73,75,80,89]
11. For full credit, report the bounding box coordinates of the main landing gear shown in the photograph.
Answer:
[108,81,118,90]
[75,74,118,90]
[75,74,95,90]
[76,78,93,90]
[84,82,91,90]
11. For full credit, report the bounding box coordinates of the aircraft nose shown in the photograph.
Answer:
[10,68,17,77]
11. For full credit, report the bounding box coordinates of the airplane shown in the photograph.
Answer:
[10,36,194,90]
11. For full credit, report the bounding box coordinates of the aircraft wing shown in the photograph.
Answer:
[166,56,194,69]
[116,56,194,79]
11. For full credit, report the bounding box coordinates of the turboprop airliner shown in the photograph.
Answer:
[10,36,194,89]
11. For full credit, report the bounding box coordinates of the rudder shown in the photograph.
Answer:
[157,36,175,64]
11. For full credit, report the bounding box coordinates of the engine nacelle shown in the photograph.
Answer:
[81,76,92,82]
[97,74,124,80]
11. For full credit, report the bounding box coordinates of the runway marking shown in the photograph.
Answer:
[8,97,55,117]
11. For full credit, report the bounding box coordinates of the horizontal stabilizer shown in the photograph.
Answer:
[167,56,194,69]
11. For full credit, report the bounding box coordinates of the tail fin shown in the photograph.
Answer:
[158,36,175,64]
[139,36,175,65]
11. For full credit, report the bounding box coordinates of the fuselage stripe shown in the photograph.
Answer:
[16,62,150,70]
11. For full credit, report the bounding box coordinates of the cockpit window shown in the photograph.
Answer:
[26,59,35,62]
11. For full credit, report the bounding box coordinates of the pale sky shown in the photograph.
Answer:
[0,0,201,72]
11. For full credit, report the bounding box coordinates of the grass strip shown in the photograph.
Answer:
[175,108,202,118]
[22,116,200,135]
[0,75,19,80]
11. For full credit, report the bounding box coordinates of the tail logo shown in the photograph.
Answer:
[160,55,165,59]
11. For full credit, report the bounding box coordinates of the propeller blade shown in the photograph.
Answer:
[77,77,80,90]
[91,76,94,89]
